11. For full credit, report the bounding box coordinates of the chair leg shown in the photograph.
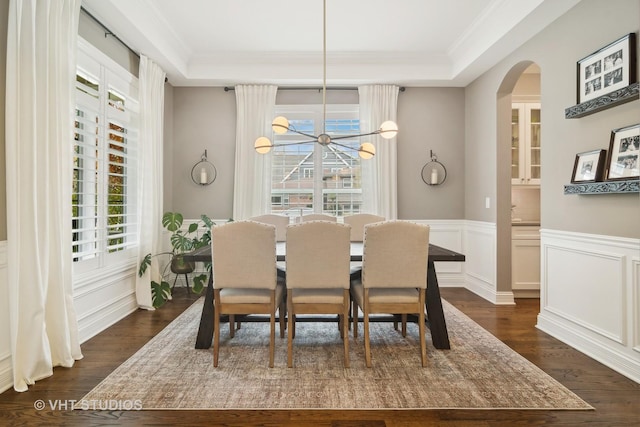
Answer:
[364,289,372,368]
[342,290,350,368]
[229,314,235,338]
[269,309,275,368]
[352,299,359,338]
[287,293,294,368]
[401,313,407,337]
[419,290,427,367]
[213,293,220,367]
[279,300,286,339]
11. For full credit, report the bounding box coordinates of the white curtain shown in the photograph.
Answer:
[5,0,82,392]
[135,56,166,309]
[233,85,277,220]
[359,85,400,219]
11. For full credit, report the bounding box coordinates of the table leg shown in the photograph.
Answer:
[195,273,214,349]
[426,260,450,349]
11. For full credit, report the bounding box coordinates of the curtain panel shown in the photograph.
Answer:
[5,0,82,392]
[358,85,400,220]
[135,56,166,309]
[232,85,277,220]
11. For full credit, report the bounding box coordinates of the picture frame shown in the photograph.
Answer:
[577,33,637,104]
[571,149,606,183]
[605,123,640,181]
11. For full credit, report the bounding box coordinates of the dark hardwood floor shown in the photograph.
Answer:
[1,287,638,426]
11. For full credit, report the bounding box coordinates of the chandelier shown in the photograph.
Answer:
[253,0,398,159]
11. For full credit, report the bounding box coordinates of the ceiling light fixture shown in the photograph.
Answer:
[254,0,398,159]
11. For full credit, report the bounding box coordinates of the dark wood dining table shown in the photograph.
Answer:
[184,242,465,350]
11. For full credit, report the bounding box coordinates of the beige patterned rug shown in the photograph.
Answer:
[81,298,592,410]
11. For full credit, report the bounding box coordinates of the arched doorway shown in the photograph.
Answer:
[496,61,541,302]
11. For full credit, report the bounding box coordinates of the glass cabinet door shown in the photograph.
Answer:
[528,106,541,182]
[511,107,521,181]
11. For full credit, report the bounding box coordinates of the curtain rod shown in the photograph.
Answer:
[80,7,140,59]
[224,86,406,92]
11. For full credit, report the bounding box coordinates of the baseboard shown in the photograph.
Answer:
[538,310,640,383]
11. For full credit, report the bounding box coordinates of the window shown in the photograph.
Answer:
[72,40,139,269]
[270,105,363,220]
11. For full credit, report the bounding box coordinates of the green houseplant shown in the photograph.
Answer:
[138,211,214,308]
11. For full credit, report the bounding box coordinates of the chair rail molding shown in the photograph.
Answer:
[537,228,640,383]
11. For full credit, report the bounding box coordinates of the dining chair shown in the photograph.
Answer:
[249,214,290,242]
[249,214,289,278]
[343,213,385,242]
[300,213,337,222]
[343,213,385,279]
[350,221,430,368]
[211,220,286,368]
[285,221,351,368]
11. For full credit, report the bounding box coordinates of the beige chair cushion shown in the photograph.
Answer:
[219,282,285,304]
[351,280,419,306]
[290,288,345,304]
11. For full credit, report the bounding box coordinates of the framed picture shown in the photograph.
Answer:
[571,149,606,183]
[577,33,637,104]
[605,123,640,181]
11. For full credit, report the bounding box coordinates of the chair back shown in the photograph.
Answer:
[249,214,290,241]
[212,221,277,289]
[286,221,351,289]
[362,221,429,289]
[343,214,385,241]
[300,213,337,222]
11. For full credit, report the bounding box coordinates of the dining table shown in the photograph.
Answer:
[184,242,465,351]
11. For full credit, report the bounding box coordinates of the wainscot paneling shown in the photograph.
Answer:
[538,229,640,383]
[0,241,11,393]
[73,260,138,344]
[414,220,465,287]
[463,221,512,304]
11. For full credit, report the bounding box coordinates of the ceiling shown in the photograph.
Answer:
[81,0,579,87]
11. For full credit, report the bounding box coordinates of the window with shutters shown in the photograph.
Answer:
[72,40,139,271]
[270,104,363,220]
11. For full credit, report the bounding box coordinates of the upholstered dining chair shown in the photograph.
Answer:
[249,213,290,278]
[300,213,337,222]
[343,213,385,280]
[350,221,430,368]
[249,214,290,242]
[285,221,351,368]
[211,220,286,368]
[343,213,385,242]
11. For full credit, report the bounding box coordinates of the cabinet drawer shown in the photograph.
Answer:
[512,225,540,239]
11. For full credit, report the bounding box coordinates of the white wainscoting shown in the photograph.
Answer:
[463,221,513,304]
[414,220,466,287]
[73,260,139,344]
[537,229,640,383]
[0,241,12,393]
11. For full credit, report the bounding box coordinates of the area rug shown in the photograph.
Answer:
[81,298,593,410]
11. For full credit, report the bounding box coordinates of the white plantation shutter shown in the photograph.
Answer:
[72,40,139,268]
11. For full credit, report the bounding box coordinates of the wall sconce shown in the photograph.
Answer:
[421,150,447,186]
[190,150,217,186]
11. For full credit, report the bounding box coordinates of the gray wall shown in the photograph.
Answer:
[465,0,639,238]
[465,0,639,292]
[167,87,467,220]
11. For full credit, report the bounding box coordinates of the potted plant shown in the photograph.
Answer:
[138,211,214,308]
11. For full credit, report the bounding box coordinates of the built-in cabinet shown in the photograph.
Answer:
[512,225,540,298]
[511,103,541,185]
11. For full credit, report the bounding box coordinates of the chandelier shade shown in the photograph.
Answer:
[254,0,398,159]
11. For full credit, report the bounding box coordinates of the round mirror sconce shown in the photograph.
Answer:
[191,150,217,186]
[421,150,447,186]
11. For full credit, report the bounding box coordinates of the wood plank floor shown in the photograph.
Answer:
[1,288,638,426]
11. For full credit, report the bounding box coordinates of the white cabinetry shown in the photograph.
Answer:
[512,225,540,298]
[511,103,541,185]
